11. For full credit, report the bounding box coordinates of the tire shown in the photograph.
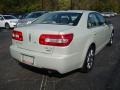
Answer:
[5,23,10,30]
[81,46,95,73]
[108,31,114,46]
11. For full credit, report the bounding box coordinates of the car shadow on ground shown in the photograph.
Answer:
[18,62,82,78]
[0,28,4,32]
[0,28,13,32]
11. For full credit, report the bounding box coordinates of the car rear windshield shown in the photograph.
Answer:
[33,12,82,26]
[3,15,17,19]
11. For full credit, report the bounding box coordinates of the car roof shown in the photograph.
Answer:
[1,15,17,19]
[2,15,15,16]
[0,15,14,16]
[67,10,95,13]
[51,10,96,14]
[30,11,48,14]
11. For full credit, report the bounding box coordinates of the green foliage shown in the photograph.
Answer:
[58,0,70,10]
[0,0,120,13]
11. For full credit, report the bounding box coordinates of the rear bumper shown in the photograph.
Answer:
[10,45,82,74]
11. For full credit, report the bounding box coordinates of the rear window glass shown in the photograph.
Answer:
[33,12,82,26]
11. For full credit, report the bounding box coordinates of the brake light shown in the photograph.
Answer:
[12,30,23,41]
[39,34,73,47]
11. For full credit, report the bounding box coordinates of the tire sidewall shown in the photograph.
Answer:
[108,31,114,46]
[81,46,95,73]
[5,23,10,30]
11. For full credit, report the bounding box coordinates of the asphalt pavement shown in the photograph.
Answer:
[0,16,120,90]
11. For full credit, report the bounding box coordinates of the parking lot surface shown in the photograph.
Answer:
[0,16,120,90]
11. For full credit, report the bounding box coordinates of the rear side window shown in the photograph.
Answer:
[95,13,105,26]
[87,13,99,28]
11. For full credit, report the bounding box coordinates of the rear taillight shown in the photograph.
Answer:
[39,33,73,47]
[12,30,23,41]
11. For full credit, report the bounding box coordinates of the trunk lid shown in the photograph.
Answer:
[14,24,74,54]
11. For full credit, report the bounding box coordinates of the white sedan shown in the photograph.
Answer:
[10,10,114,74]
[101,12,115,17]
[0,15,18,29]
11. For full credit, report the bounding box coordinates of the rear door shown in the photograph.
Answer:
[87,13,105,49]
[95,13,111,43]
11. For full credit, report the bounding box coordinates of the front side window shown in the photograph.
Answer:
[95,13,105,25]
[87,13,99,28]
[33,12,82,26]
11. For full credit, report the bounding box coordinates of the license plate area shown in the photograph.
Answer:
[22,54,34,65]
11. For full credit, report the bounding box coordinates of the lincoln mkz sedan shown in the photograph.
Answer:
[10,10,114,74]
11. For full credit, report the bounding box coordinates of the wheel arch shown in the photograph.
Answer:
[90,43,96,52]
[4,22,9,26]
[80,41,96,67]
[112,29,114,33]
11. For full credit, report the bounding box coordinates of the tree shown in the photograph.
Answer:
[58,0,71,10]
[0,0,119,13]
